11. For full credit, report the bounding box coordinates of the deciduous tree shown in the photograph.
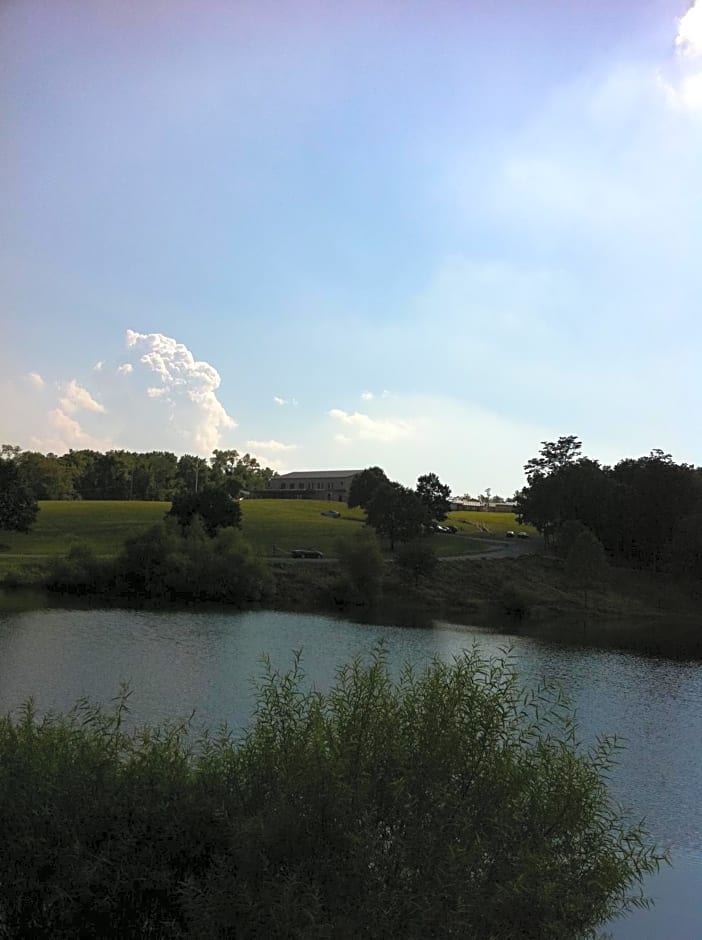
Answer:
[0,455,39,533]
[348,466,390,510]
[416,472,451,521]
[366,482,428,550]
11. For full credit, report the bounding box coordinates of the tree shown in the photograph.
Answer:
[366,482,428,550]
[480,487,492,510]
[210,449,273,496]
[336,528,384,603]
[415,472,451,521]
[166,488,242,536]
[671,513,702,577]
[347,466,390,510]
[566,529,608,608]
[524,435,583,481]
[395,539,438,585]
[0,456,39,533]
[0,647,664,936]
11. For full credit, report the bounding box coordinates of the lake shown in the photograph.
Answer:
[0,600,700,938]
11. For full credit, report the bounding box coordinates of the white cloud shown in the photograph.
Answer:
[125,329,236,452]
[677,2,702,57]
[146,386,167,398]
[327,408,414,443]
[117,363,133,375]
[93,361,104,371]
[27,372,44,388]
[246,439,297,452]
[273,395,299,406]
[360,390,390,402]
[60,379,106,414]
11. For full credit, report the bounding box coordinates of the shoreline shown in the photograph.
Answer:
[3,552,701,661]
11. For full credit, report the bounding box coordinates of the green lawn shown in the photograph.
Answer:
[446,510,537,538]
[0,500,528,578]
[0,501,168,577]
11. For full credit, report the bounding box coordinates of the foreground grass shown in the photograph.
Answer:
[0,500,510,578]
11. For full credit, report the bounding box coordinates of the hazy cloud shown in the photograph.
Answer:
[59,379,106,415]
[246,439,297,452]
[27,372,44,388]
[273,395,298,406]
[117,363,133,375]
[327,408,414,443]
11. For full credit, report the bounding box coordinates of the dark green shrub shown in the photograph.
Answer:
[0,648,664,938]
[46,542,110,594]
[395,538,438,585]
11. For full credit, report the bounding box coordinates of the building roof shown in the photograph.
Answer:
[276,470,362,480]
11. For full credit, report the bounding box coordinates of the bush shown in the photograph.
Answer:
[114,520,272,603]
[395,538,438,585]
[335,527,384,604]
[0,648,664,938]
[46,542,111,594]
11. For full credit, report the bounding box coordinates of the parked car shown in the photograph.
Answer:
[517,532,530,540]
[505,530,515,538]
[291,549,324,559]
[320,510,341,518]
[443,525,458,534]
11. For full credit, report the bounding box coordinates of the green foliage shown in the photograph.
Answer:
[366,482,429,549]
[415,471,451,521]
[566,530,609,607]
[395,538,438,585]
[0,456,39,533]
[209,448,274,495]
[556,519,589,559]
[0,649,665,937]
[335,527,384,603]
[167,487,242,536]
[46,542,110,594]
[347,465,390,510]
[517,439,702,572]
[671,513,702,576]
[524,435,583,480]
[117,522,272,602]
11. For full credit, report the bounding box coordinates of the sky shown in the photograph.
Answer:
[2,0,702,496]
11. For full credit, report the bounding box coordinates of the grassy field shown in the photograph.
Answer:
[0,500,530,579]
[0,501,168,576]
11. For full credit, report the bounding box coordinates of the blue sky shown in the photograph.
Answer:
[2,0,702,495]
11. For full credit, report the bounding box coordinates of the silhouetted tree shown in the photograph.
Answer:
[347,466,390,510]
[366,482,428,550]
[166,488,242,536]
[0,455,39,533]
[416,472,451,521]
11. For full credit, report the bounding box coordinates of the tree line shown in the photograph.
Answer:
[516,436,702,574]
[0,444,273,502]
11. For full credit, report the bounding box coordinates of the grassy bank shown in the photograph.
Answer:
[0,499,514,580]
[269,552,702,658]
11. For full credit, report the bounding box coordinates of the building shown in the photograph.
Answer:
[261,470,362,502]
[448,498,518,513]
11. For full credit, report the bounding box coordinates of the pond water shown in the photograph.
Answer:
[0,602,700,938]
